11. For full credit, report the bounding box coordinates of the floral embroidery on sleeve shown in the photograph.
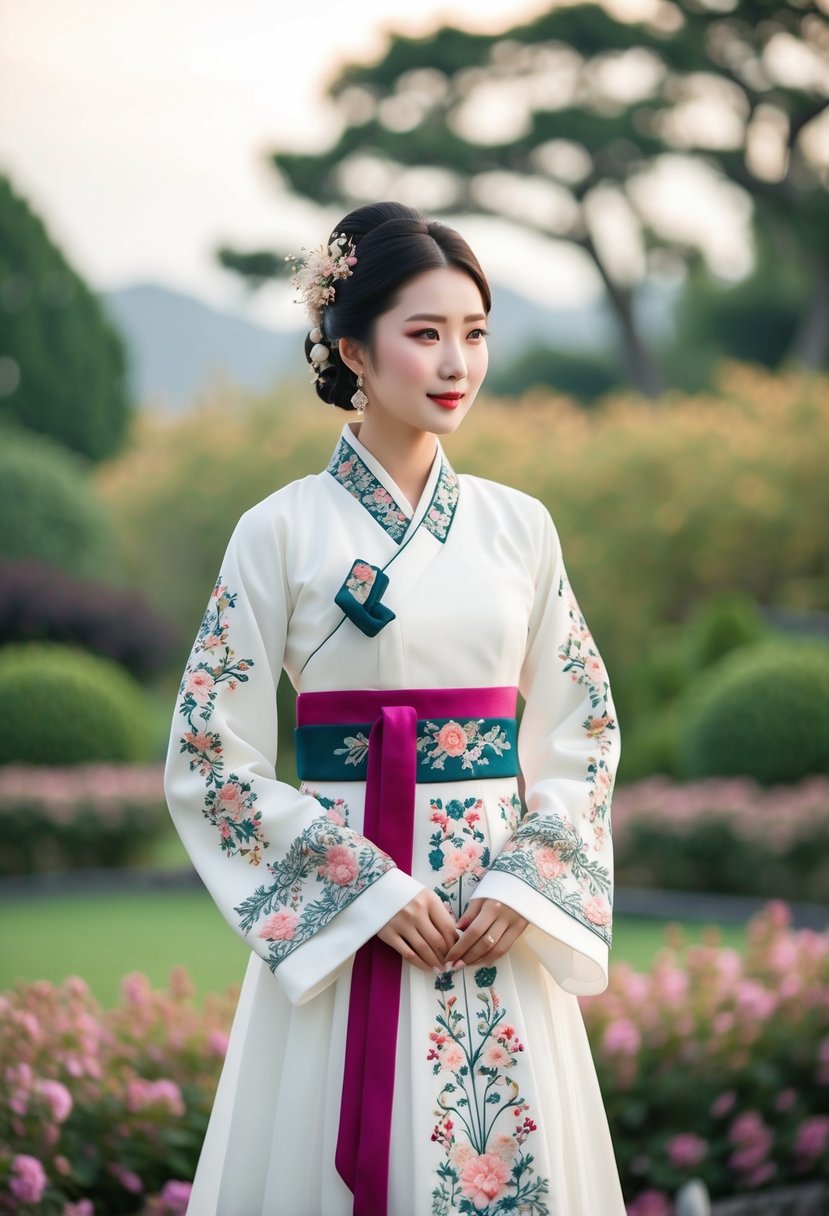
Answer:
[489,572,616,944]
[233,788,393,970]
[176,579,266,863]
[429,967,549,1215]
[557,573,617,823]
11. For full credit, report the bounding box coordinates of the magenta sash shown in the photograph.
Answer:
[295,686,518,1216]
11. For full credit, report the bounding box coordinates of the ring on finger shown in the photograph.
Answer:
[485,933,495,946]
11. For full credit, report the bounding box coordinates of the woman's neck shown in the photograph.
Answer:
[350,417,437,508]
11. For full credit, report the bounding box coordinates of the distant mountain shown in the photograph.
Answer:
[100,279,677,412]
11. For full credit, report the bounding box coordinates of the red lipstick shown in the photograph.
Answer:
[428,392,464,410]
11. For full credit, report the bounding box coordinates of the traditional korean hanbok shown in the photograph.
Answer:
[164,421,625,1216]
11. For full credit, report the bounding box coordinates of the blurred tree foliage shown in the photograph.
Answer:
[96,365,829,754]
[227,0,828,395]
[486,342,626,403]
[0,174,132,461]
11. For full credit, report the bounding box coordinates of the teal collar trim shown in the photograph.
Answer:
[326,432,460,547]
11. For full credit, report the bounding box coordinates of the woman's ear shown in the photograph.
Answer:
[338,336,366,379]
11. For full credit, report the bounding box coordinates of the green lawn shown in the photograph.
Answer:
[0,888,746,1007]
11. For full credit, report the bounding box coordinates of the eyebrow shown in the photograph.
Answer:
[404,313,488,323]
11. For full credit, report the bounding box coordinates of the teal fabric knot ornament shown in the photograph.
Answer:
[334,559,396,638]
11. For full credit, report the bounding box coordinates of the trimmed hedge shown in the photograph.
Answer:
[0,764,167,876]
[613,776,829,903]
[0,644,153,766]
[0,558,180,679]
[678,642,829,785]
[0,425,114,581]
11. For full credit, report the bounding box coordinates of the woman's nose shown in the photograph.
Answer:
[440,344,467,380]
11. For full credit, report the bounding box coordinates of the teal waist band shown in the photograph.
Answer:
[295,716,519,783]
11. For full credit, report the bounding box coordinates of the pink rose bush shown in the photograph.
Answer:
[579,903,829,1210]
[0,968,236,1213]
[1,905,826,1211]
[612,775,829,903]
[0,763,168,877]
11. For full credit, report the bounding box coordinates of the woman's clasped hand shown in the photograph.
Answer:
[378,893,528,972]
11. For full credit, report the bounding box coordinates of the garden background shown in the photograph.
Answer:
[1,1,828,1213]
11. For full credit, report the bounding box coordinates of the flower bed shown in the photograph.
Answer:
[0,764,168,876]
[1,906,826,1212]
[612,777,829,903]
[0,969,236,1214]
[580,903,829,1211]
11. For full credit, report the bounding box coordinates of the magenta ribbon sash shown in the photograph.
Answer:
[295,686,518,1216]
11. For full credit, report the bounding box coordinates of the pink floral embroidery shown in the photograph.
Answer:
[534,847,566,880]
[428,797,490,917]
[429,967,548,1213]
[319,844,360,885]
[258,909,299,941]
[177,580,263,862]
[582,893,612,926]
[436,721,468,757]
[459,1153,510,1208]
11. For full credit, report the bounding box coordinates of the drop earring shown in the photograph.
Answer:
[351,374,368,414]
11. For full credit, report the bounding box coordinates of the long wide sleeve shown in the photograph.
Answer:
[164,500,421,1006]
[474,502,619,995]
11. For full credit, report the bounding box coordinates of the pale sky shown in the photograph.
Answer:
[0,0,758,328]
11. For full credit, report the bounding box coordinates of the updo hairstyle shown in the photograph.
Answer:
[303,201,491,411]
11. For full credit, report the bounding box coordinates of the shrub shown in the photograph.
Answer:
[0,558,180,679]
[612,776,829,902]
[0,968,236,1214]
[0,907,826,1211]
[0,764,168,876]
[684,593,770,673]
[0,425,114,581]
[0,644,153,767]
[581,903,829,1206]
[678,642,829,785]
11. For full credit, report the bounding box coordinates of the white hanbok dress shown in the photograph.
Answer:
[164,422,626,1216]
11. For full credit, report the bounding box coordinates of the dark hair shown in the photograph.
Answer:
[303,201,491,411]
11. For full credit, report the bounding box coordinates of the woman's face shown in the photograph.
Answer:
[341,265,489,439]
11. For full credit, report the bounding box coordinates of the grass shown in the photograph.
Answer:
[0,888,747,1007]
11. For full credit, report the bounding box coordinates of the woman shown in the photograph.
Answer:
[164,201,625,1215]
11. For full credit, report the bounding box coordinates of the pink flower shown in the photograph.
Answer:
[483,1043,512,1069]
[110,1163,144,1193]
[64,1202,94,1216]
[125,1078,185,1117]
[436,721,468,757]
[667,1133,708,1168]
[159,1180,193,1216]
[258,908,299,941]
[450,1142,476,1167]
[459,1152,510,1208]
[218,782,246,820]
[40,1078,73,1123]
[585,655,607,684]
[489,1134,518,1162]
[626,1191,672,1216]
[442,1043,465,1071]
[535,847,566,880]
[319,844,359,885]
[338,460,354,476]
[184,730,214,752]
[444,841,483,877]
[794,1116,829,1162]
[602,1017,641,1057]
[711,1090,736,1118]
[208,1030,229,1058]
[351,562,374,582]
[185,669,215,703]
[9,1155,47,1205]
[582,894,612,926]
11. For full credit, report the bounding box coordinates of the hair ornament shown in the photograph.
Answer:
[287,231,357,327]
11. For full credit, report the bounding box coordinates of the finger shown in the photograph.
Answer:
[475,916,530,964]
[377,930,432,972]
[401,927,450,972]
[445,913,499,964]
[455,898,484,932]
[417,917,454,965]
[429,903,459,953]
[456,923,508,967]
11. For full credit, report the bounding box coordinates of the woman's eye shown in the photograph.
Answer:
[409,328,440,340]
[469,328,489,340]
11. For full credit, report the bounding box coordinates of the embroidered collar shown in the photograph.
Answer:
[326,427,459,546]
